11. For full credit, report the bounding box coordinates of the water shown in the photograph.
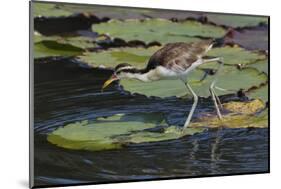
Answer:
[33,58,269,187]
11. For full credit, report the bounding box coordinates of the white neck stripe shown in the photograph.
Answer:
[116,66,133,72]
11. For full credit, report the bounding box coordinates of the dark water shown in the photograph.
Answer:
[33,58,269,187]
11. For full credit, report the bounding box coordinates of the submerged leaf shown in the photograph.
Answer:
[190,109,268,129]
[190,100,268,129]
[92,19,226,44]
[223,99,265,114]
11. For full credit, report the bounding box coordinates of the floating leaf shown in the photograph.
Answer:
[47,113,204,151]
[205,14,268,28]
[126,127,204,144]
[33,2,73,17]
[34,34,97,49]
[60,3,201,20]
[202,46,266,68]
[78,45,267,98]
[34,40,84,58]
[247,59,268,74]
[78,47,160,68]
[79,45,266,70]
[92,19,226,44]
[120,66,267,98]
[47,108,268,151]
[223,99,265,114]
[48,114,161,151]
[247,84,268,103]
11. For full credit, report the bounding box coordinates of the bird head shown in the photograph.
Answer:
[101,63,134,91]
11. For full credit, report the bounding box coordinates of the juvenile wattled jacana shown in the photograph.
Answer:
[102,39,224,131]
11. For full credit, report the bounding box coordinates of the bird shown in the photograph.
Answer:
[102,39,224,131]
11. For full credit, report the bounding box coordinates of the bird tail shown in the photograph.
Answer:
[212,28,234,48]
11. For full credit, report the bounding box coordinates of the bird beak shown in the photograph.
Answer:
[101,75,118,92]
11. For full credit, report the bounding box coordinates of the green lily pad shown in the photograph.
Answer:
[34,40,84,58]
[92,19,226,44]
[120,66,267,98]
[247,84,268,103]
[47,113,205,151]
[200,46,267,69]
[78,46,160,68]
[33,33,89,58]
[125,127,204,144]
[205,14,268,28]
[33,2,73,18]
[79,45,266,70]
[247,59,268,74]
[59,3,201,20]
[47,107,268,151]
[34,34,97,49]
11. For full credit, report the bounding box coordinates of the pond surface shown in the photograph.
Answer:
[33,58,268,186]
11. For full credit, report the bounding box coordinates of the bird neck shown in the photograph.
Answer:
[121,67,151,82]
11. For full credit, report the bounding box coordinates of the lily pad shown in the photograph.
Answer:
[79,45,266,70]
[247,84,268,103]
[33,32,91,58]
[205,14,268,28]
[33,2,73,18]
[92,19,226,44]
[47,106,268,151]
[120,66,267,98]
[34,40,84,58]
[47,113,204,151]
[247,59,268,74]
[202,46,266,68]
[34,34,97,49]
[59,3,201,20]
[78,46,160,68]
[125,127,204,144]
[79,45,267,98]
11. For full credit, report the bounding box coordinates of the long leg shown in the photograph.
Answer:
[182,80,198,131]
[203,57,224,119]
[210,81,222,119]
[213,89,223,110]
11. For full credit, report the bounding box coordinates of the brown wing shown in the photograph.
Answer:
[146,40,213,72]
